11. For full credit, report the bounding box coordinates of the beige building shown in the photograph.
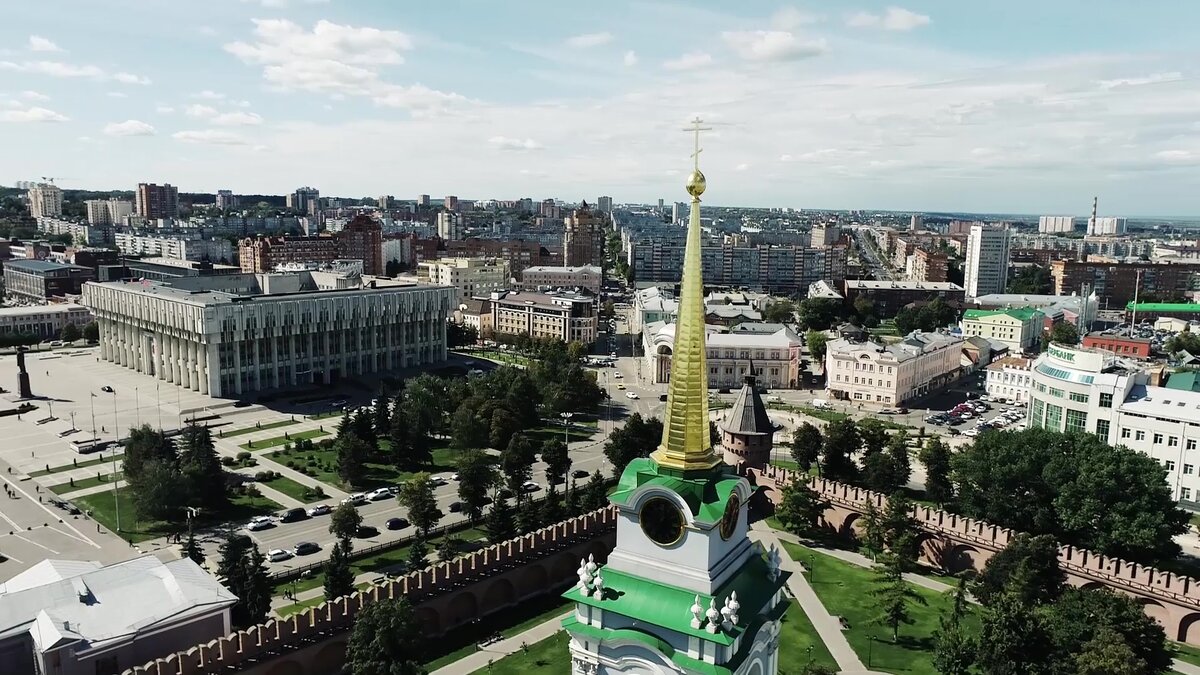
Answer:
[27,183,63,220]
[416,257,510,301]
[643,322,803,389]
[520,265,602,293]
[489,289,597,344]
[826,332,963,406]
[960,307,1043,354]
[985,355,1033,403]
[455,298,493,337]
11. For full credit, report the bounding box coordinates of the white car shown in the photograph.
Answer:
[306,504,332,517]
[367,488,393,501]
[267,548,293,562]
[341,493,368,506]
[963,429,980,438]
[613,372,624,378]
[626,392,639,399]
[246,516,275,531]
[429,475,450,486]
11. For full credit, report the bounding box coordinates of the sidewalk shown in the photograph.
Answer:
[429,612,570,675]
[57,478,127,500]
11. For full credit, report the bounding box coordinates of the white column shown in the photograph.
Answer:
[170,336,181,385]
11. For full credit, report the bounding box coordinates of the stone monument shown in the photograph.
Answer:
[16,347,32,399]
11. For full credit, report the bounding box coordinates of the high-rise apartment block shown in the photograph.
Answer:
[136,183,179,220]
[437,211,463,240]
[631,242,847,294]
[539,199,559,219]
[286,187,320,215]
[377,195,393,209]
[443,195,459,211]
[27,183,63,219]
[239,215,382,275]
[1050,259,1200,307]
[86,198,134,225]
[964,223,1011,299]
[1088,216,1127,236]
[909,214,923,231]
[336,214,384,275]
[810,224,842,247]
[417,194,430,207]
[215,189,238,209]
[563,202,605,267]
[911,247,948,282]
[1039,215,1075,233]
[596,196,613,213]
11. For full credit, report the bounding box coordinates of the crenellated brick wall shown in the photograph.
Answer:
[122,506,619,675]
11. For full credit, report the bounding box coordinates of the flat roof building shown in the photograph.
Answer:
[3,260,95,303]
[519,265,602,294]
[961,307,1044,354]
[0,304,91,339]
[842,280,965,318]
[826,332,964,406]
[489,289,596,345]
[416,257,510,301]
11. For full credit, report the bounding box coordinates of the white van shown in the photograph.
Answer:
[811,399,831,410]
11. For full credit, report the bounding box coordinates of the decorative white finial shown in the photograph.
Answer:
[728,591,741,626]
[585,554,597,575]
[720,596,733,631]
[766,544,781,581]
[591,572,605,600]
[577,557,592,590]
[705,598,721,633]
[690,595,703,629]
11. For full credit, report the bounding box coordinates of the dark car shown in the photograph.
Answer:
[293,541,320,556]
[386,517,409,530]
[572,469,590,479]
[100,386,114,393]
[659,393,668,402]
[278,507,308,523]
[355,525,379,538]
[717,387,731,394]
[449,501,464,513]
[497,488,514,500]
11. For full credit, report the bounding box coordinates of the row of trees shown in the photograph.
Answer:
[788,418,931,496]
[124,422,227,523]
[893,297,957,335]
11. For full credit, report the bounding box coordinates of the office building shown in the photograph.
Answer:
[444,195,459,211]
[596,196,613,213]
[215,190,238,209]
[642,322,803,388]
[0,556,236,675]
[83,270,455,396]
[1039,216,1075,234]
[631,242,847,294]
[26,183,63,220]
[416,257,510,300]
[519,265,602,294]
[563,202,605,267]
[964,223,1011,300]
[489,289,596,344]
[984,355,1032,403]
[115,233,234,263]
[910,248,948,282]
[826,332,963,406]
[1082,332,1153,359]
[437,211,463,240]
[810,224,841,247]
[4,260,95,303]
[417,194,430,208]
[135,183,179,220]
[960,307,1043,354]
[0,304,92,339]
[286,186,320,215]
[842,280,965,318]
[1050,260,1200,308]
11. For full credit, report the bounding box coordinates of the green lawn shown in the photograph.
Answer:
[781,541,980,675]
[242,428,329,451]
[474,631,569,674]
[76,488,282,544]
[260,474,325,503]
[48,471,121,495]
[268,444,460,491]
[1171,640,1200,668]
[30,453,124,477]
[778,599,840,673]
[424,595,574,670]
[219,419,299,438]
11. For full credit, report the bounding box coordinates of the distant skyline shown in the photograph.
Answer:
[2,1,1198,216]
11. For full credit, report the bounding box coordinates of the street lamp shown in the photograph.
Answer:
[108,390,120,533]
[868,636,876,668]
[559,412,574,447]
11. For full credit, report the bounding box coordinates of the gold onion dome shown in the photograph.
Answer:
[686,169,706,197]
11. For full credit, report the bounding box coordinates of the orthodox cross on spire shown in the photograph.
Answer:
[684,116,712,172]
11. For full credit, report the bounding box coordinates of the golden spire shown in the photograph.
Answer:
[651,117,719,472]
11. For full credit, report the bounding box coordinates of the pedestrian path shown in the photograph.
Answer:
[56,478,127,500]
[429,612,570,675]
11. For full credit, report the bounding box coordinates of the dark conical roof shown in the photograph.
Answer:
[720,372,774,436]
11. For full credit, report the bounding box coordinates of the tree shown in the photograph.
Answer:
[59,323,81,342]
[216,532,252,582]
[820,418,859,480]
[1044,588,1171,675]
[501,433,537,495]
[861,450,902,493]
[1166,330,1200,356]
[181,532,205,566]
[1074,627,1146,675]
[541,438,570,486]
[887,430,911,488]
[336,435,372,487]
[858,419,888,457]
[709,420,720,448]
[541,483,566,524]
[894,297,957,334]
[406,537,429,569]
[797,298,842,331]
[488,406,521,451]
[178,421,226,508]
[82,321,99,342]
[446,321,478,348]
[122,425,175,484]
[397,474,442,536]
[603,413,664,475]
[805,330,828,366]
[872,549,925,641]
[975,592,1055,675]
[131,458,186,521]
[974,534,1065,607]
[790,423,822,472]
[455,450,497,521]
[388,401,412,468]
[859,501,886,562]
[323,540,355,600]
[372,395,391,439]
[437,536,460,562]
[1047,321,1079,346]
[762,299,796,324]
[486,497,516,543]
[330,502,364,547]
[344,598,426,675]
[227,545,271,628]
[582,470,609,511]
[515,493,543,534]
[932,578,975,675]
[918,438,953,504]
[1007,266,1052,295]
[881,491,919,561]
[776,482,828,537]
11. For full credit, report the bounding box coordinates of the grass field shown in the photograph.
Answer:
[268,444,460,491]
[30,453,124,477]
[220,419,299,438]
[473,631,569,674]
[260,474,325,503]
[48,471,120,495]
[781,541,979,675]
[424,595,574,670]
[77,488,281,544]
[242,428,329,451]
[778,599,840,672]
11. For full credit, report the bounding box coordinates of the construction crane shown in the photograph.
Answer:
[40,176,55,184]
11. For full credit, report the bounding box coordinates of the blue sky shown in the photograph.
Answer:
[2,1,1198,216]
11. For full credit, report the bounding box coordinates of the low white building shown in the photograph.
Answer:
[960,307,1043,354]
[114,233,234,263]
[519,265,602,294]
[985,355,1033,403]
[632,287,678,334]
[825,332,963,406]
[972,292,1099,332]
[0,304,92,339]
[643,321,803,389]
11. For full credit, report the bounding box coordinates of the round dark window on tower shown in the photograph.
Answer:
[720,493,741,540]
[640,497,686,546]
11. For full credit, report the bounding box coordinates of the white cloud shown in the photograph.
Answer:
[488,136,543,151]
[0,60,104,78]
[185,104,218,118]
[771,7,820,30]
[1155,150,1198,163]
[1097,72,1182,89]
[241,0,331,6]
[198,26,218,37]
[172,129,249,145]
[0,106,68,122]
[565,32,613,48]
[155,105,175,114]
[231,99,252,108]
[113,72,151,85]
[104,119,156,136]
[779,154,794,162]
[722,31,827,62]
[107,92,128,98]
[28,36,62,53]
[20,90,49,101]
[192,90,226,100]
[735,163,750,171]
[623,50,638,67]
[846,6,931,31]
[211,111,263,126]
[663,51,713,71]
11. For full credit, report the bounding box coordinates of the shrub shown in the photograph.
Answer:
[236,451,251,462]
[220,456,236,466]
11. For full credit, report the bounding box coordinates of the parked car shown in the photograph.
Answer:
[429,475,451,486]
[246,516,275,531]
[267,548,293,562]
[626,392,639,399]
[449,501,464,513]
[100,386,114,393]
[307,504,332,517]
[386,517,410,530]
[279,507,308,523]
[341,493,368,506]
[613,372,623,378]
[497,488,514,500]
[879,408,899,415]
[367,488,393,501]
[572,469,590,479]
[355,525,380,538]
[521,480,541,493]
[293,541,320,556]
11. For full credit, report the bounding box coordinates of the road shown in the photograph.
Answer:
[851,226,895,281]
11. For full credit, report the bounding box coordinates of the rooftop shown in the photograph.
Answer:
[523,265,601,274]
[721,375,774,436]
[1124,302,1200,313]
[0,304,90,317]
[986,355,1032,371]
[5,260,89,273]
[962,307,1044,321]
[845,280,964,291]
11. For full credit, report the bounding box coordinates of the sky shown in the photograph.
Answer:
[1,1,1199,216]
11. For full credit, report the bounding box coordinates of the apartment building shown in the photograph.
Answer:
[964,224,1011,300]
[519,265,602,293]
[416,257,510,300]
[135,183,179,220]
[563,202,605,267]
[910,248,948,282]
[115,233,234,263]
[489,289,596,344]
[960,307,1043,354]
[26,183,62,220]
[1051,260,1200,308]
[984,355,1033,403]
[629,242,847,294]
[441,238,560,273]
[825,332,963,406]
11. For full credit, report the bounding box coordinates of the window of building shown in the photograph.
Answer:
[1136,430,1146,441]
[1099,392,1113,408]
[1031,398,1045,428]
[1069,392,1088,403]
[1190,440,1198,451]
[1121,427,1131,439]
[1095,419,1110,439]
[1065,409,1087,434]
[1183,487,1193,501]
[1154,433,1164,445]
[1170,436,1181,447]
[1048,387,1064,398]
[1045,403,1063,430]
[1185,464,1194,475]
[1166,460,1177,471]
